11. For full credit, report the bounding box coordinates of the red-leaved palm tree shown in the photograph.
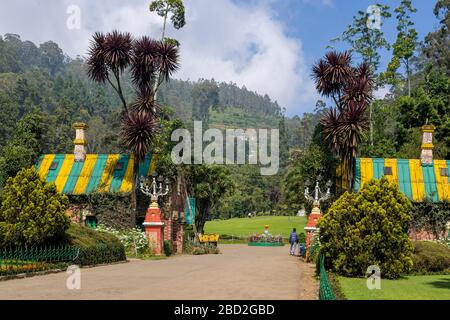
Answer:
[86,31,179,223]
[312,51,374,192]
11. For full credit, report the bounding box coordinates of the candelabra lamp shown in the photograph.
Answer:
[303,176,332,255]
[139,172,170,255]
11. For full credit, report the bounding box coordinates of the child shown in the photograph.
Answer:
[289,228,298,256]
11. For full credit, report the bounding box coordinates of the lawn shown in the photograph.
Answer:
[204,216,307,240]
[338,275,450,300]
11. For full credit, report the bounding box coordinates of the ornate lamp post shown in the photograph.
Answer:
[139,172,170,255]
[304,176,332,214]
[303,176,332,256]
[139,172,170,209]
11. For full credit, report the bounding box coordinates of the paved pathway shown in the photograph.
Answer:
[0,245,318,300]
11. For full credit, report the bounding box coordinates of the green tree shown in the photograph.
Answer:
[281,126,336,215]
[421,0,449,73]
[0,167,70,248]
[149,0,186,98]
[38,41,65,75]
[395,68,450,158]
[386,0,418,97]
[0,92,18,146]
[185,164,234,234]
[332,4,391,146]
[319,177,413,279]
[149,0,186,40]
[0,109,43,187]
[191,79,219,123]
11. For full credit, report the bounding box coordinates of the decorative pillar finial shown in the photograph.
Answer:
[420,124,435,166]
[73,122,88,162]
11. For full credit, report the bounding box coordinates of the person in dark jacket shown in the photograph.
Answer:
[289,228,298,255]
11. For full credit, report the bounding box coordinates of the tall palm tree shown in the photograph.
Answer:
[86,30,179,223]
[312,51,374,192]
[121,111,159,222]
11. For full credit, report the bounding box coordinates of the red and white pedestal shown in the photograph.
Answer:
[304,206,323,259]
[143,207,165,255]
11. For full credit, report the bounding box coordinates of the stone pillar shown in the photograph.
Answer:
[73,122,88,162]
[143,207,165,255]
[420,124,435,166]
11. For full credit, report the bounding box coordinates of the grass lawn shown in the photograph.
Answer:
[338,275,450,300]
[204,216,307,240]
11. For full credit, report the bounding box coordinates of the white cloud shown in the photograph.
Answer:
[373,85,391,99]
[0,0,318,116]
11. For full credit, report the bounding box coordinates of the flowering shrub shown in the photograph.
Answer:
[96,224,148,256]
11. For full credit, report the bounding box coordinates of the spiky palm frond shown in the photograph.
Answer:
[341,61,374,106]
[103,30,133,72]
[156,41,180,81]
[131,88,160,116]
[341,77,372,106]
[324,51,354,85]
[320,108,342,154]
[121,111,159,163]
[320,102,368,191]
[131,36,159,88]
[86,32,108,83]
[312,51,354,98]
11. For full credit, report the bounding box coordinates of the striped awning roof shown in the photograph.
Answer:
[355,158,450,202]
[34,154,156,195]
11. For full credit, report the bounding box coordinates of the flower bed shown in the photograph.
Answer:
[248,234,284,246]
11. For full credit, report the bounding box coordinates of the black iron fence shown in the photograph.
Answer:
[0,245,79,276]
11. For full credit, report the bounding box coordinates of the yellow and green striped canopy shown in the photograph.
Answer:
[34,154,156,194]
[355,158,450,202]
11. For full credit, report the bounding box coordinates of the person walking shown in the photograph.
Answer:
[289,228,298,256]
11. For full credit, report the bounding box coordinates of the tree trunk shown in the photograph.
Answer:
[130,159,139,227]
[369,102,374,146]
[195,203,210,235]
[153,9,168,102]
[406,60,411,98]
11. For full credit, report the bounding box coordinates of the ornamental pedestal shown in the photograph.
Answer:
[304,206,323,259]
[143,207,165,255]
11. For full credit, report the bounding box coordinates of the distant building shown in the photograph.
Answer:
[34,123,186,253]
[354,125,450,202]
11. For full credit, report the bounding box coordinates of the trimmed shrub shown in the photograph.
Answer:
[65,224,126,266]
[307,235,321,265]
[319,177,413,279]
[411,241,450,274]
[0,167,70,248]
[298,232,306,244]
[164,240,173,256]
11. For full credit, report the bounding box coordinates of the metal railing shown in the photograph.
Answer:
[0,245,80,276]
[319,254,335,300]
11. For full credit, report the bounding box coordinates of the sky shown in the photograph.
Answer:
[0,0,439,117]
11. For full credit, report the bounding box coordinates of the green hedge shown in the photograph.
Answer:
[65,224,126,266]
[411,241,450,274]
[164,240,173,256]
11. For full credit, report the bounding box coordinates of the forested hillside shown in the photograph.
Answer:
[0,33,320,190]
